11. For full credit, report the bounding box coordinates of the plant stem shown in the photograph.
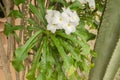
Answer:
[21,0,30,79]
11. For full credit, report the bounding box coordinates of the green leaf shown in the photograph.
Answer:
[57,0,66,5]
[39,37,48,72]
[51,35,68,61]
[4,23,24,36]
[8,10,23,18]
[90,50,97,57]
[60,39,81,61]
[12,30,42,71]
[50,0,66,5]
[51,35,75,77]
[13,33,21,43]
[28,18,39,26]
[81,41,90,55]
[57,32,90,55]
[81,61,90,72]
[26,38,43,80]
[65,65,76,78]
[36,74,44,80]
[37,0,46,19]
[76,26,96,41]
[49,42,64,74]
[56,32,82,46]
[37,37,50,80]
[27,18,42,30]
[69,1,84,9]
[4,23,12,35]
[58,72,66,80]
[27,26,41,31]
[29,4,46,25]
[14,0,25,5]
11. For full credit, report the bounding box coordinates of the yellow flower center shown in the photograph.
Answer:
[59,17,62,21]
[68,23,71,27]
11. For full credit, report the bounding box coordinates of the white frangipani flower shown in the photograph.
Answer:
[45,10,60,24]
[62,8,80,26]
[79,0,95,10]
[45,10,63,32]
[61,8,79,34]
[45,7,80,34]
[52,11,66,29]
[47,24,59,33]
[87,0,95,10]
[63,22,76,34]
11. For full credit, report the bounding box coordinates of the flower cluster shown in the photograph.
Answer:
[66,0,95,10]
[45,7,80,34]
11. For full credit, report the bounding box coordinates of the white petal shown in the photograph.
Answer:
[47,24,59,33]
[52,11,62,24]
[66,0,75,3]
[52,11,68,29]
[88,0,95,10]
[70,11,80,24]
[63,22,76,34]
[45,10,60,24]
[62,8,80,26]
[78,0,87,4]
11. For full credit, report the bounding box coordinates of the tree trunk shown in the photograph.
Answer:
[0,36,12,80]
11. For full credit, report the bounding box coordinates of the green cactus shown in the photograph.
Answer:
[103,36,120,80]
[89,0,120,80]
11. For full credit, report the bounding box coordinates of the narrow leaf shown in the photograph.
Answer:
[37,0,46,18]
[4,23,24,36]
[69,1,84,9]
[29,4,46,25]
[12,30,42,71]
[8,10,23,18]
[75,27,96,41]
[51,35,75,77]
[56,32,82,46]
[51,35,67,61]
[60,39,81,61]
[57,32,90,54]
[14,0,25,5]
[26,38,43,80]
